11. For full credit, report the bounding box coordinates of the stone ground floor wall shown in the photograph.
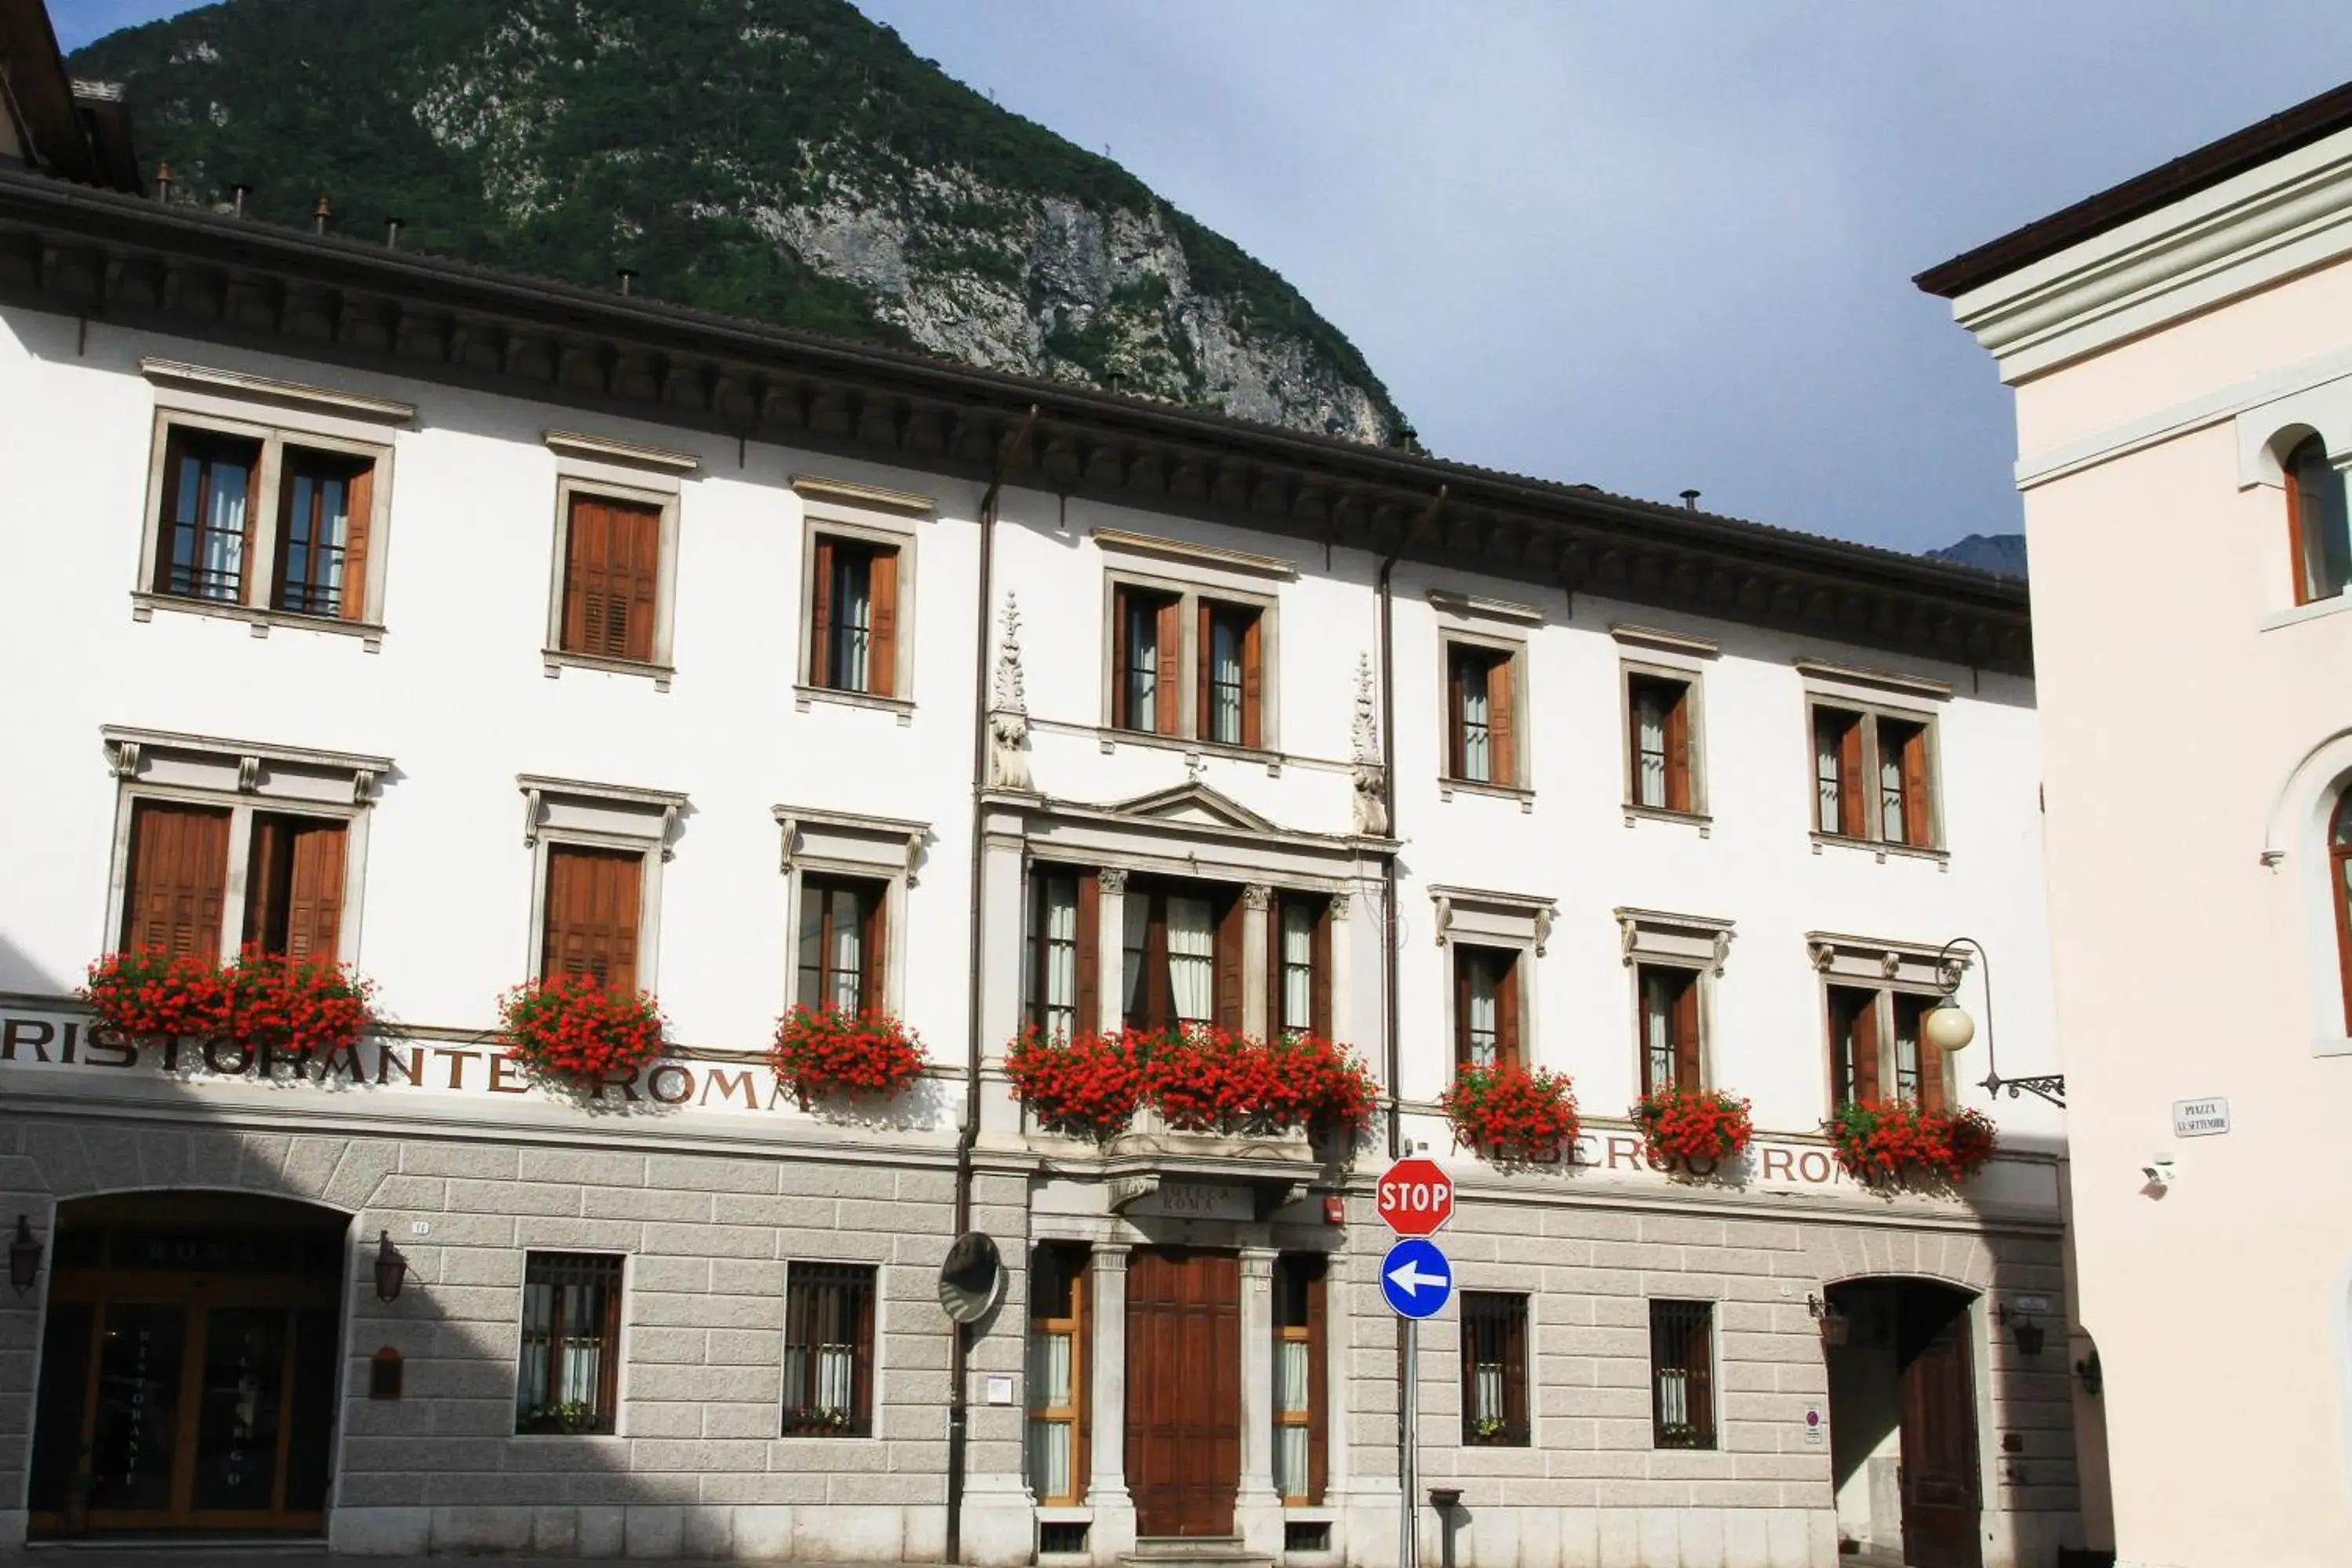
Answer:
[0,1106,2084,1568]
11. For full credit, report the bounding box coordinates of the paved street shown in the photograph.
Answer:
[20,1555,935,1567]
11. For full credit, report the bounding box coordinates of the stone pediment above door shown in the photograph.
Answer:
[1102,781,1278,835]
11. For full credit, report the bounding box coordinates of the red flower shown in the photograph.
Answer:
[1632,1087,1755,1167]
[1439,1062,1578,1162]
[497,975,667,1087]
[1824,1100,1998,1187]
[769,1005,928,1109]
[82,946,375,1053]
[1004,1025,1377,1142]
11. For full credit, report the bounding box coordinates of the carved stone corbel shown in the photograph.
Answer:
[1620,916,1641,966]
[1243,884,1272,911]
[107,738,142,780]
[906,831,924,887]
[236,755,261,794]
[1098,867,1129,896]
[1881,950,1903,980]
[351,768,379,806]
[1712,929,1735,977]
[1809,940,1836,972]
[1432,894,1452,947]
[1533,905,1554,957]
[521,786,544,849]
[1330,891,1352,921]
[776,815,799,875]
[659,804,679,862]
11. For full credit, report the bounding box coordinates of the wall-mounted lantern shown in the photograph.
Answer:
[1807,1294,1849,1348]
[2074,1349,2103,1397]
[372,1230,408,1303]
[9,1215,42,1295]
[1994,1301,2046,1356]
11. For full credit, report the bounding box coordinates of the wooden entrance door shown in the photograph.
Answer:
[27,1203,343,1538]
[1899,1304,1983,1568]
[1125,1248,1241,1537]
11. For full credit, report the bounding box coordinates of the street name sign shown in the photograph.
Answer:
[1375,1156,1454,1236]
[1380,1237,1454,1319]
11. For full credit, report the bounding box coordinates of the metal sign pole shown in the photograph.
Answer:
[1399,1315,1418,1568]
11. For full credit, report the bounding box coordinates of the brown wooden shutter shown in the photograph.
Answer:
[1241,612,1264,749]
[1838,717,1867,837]
[1487,654,1516,787]
[1110,588,1132,728]
[1310,899,1334,1040]
[281,819,348,962]
[1155,597,1182,735]
[1853,996,1882,1102]
[1446,652,1467,779]
[341,463,375,622]
[1901,728,1933,847]
[868,546,899,696]
[1914,1001,1947,1112]
[1196,601,1214,741]
[1074,870,1101,1036]
[543,847,642,993]
[810,535,837,687]
[123,802,230,963]
[1664,684,1693,813]
[1501,1301,1529,1439]
[560,497,600,654]
[561,496,655,659]
[615,500,659,662]
[1495,955,1522,1068]
[1214,891,1246,1033]
[1673,973,1703,1091]
[860,884,888,1014]
[853,1273,877,1428]
[1453,950,1472,1068]
[1305,1265,1329,1504]
[242,815,289,955]
[242,448,264,601]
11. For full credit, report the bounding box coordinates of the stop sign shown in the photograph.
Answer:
[1374,1156,1454,1236]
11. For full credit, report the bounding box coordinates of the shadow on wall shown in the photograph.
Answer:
[0,927,73,1000]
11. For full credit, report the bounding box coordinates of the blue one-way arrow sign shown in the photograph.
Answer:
[1380,1236,1454,1319]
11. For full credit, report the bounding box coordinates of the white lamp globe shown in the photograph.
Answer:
[1923,1000,1976,1053]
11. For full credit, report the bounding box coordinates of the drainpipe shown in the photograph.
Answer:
[947,405,1040,1566]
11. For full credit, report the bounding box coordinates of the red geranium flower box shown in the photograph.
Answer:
[82,949,235,1040]
[1632,1087,1755,1167]
[1005,1027,1149,1141]
[497,975,666,1087]
[82,946,376,1054]
[1441,1062,1579,1163]
[770,1004,928,1109]
[1006,1025,1379,1142]
[1824,1099,1998,1187]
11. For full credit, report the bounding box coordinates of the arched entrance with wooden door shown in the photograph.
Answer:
[24,1192,350,1541]
[1823,1277,1983,1568]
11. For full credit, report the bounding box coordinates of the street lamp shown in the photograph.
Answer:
[1932,937,2066,1108]
[8,1215,41,1295]
[372,1231,408,1303]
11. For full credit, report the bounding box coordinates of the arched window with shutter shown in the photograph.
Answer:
[2331,793,2352,1033]
[2285,434,2352,604]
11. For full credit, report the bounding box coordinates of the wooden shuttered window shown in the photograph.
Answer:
[1274,1255,1327,1503]
[798,875,887,1014]
[1111,587,1184,735]
[541,845,643,993]
[1486,651,1517,788]
[157,428,264,603]
[809,537,900,695]
[1268,893,1333,1039]
[121,801,232,962]
[1199,601,1265,749]
[1454,946,1519,1069]
[515,1251,624,1434]
[1460,1292,1529,1446]
[561,495,660,662]
[784,1262,877,1436]
[1893,993,1946,1112]
[1154,598,1182,736]
[274,448,374,621]
[1650,1299,1716,1450]
[1028,1244,1089,1505]
[1813,706,1867,837]
[1447,644,1517,786]
[1881,720,1933,848]
[1639,965,1702,1095]
[241,814,349,961]
[1629,674,1695,812]
[1828,985,1881,1107]
[1214,890,1247,1033]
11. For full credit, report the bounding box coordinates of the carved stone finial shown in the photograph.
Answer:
[989,593,1033,791]
[1350,652,1389,836]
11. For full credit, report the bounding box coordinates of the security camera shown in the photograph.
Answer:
[2142,1155,2175,1188]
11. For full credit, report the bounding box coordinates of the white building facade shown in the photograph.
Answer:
[0,82,2078,1568]
[1923,76,2352,1568]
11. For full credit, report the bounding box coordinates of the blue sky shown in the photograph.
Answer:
[51,2,2352,554]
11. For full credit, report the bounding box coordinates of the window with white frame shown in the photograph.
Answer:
[1617,907,1731,1098]
[1799,663,1948,851]
[794,474,931,709]
[774,804,924,1019]
[1429,589,1540,797]
[1432,884,1553,1070]
[103,727,386,969]
[135,361,408,636]
[539,433,695,685]
[1102,570,1279,751]
[521,775,686,992]
[1808,934,1959,1113]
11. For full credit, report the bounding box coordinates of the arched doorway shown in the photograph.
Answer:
[25,1192,350,1540]
[1823,1277,1982,1568]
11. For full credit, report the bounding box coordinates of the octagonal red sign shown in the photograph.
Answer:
[1374,1156,1454,1236]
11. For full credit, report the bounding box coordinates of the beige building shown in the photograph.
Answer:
[1922,78,2352,1568]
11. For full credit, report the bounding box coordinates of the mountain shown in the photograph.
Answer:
[71,0,1403,443]
[1926,533,2027,579]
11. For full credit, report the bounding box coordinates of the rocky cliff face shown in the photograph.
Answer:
[74,0,1403,444]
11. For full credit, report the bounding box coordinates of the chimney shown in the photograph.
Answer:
[384,217,404,249]
[314,194,331,235]
[616,267,638,296]
[1680,488,1701,511]
[154,162,173,203]
[230,183,251,218]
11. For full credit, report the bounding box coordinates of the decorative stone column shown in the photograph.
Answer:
[1329,891,1355,1044]
[1243,884,1272,1037]
[1096,870,1128,1037]
[1235,1247,1284,1555]
[1087,1244,1137,1556]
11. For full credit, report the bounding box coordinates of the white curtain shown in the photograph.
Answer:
[1461,681,1491,782]
[1642,972,1674,1089]
[1814,728,1842,831]
[1656,1367,1690,1428]
[1472,1361,1504,1423]
[829,890,862,1012]
[1210,615,1243,743]
[1281,904,1313,1033]
[1468,958,1498,1065]
[1167,896,1214,1022]
[200,456,248,599]
[835,557,871,690]
[1127,606,1158,728]
[1635,691,1667,808]
[1028,1327,1075,1499]
[1043,882,1077,1038]
[815,1342,855,1410]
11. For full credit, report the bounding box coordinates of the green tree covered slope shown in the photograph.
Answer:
[73,0,1403,441]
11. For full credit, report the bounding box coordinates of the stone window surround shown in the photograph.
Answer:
[1024,1221,1348,1546]
[539,432,697,691]
[1798,659,1951,865]
[1094,546,1287,760]
[779,1256,889,1443]
[509,1249,635,1442]
[518,774,688,988]
[772,804,930,1019]
[1430,591,1540,809]
[793,473,933,721]
[1806,931,1965,1109]
[2256,735,2352,1058]
[1428,884,1555,1073]
[1613,623,1718,831]
[1616,907,1735,1091]
[132,358,412,650]
[100,724,391,967]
